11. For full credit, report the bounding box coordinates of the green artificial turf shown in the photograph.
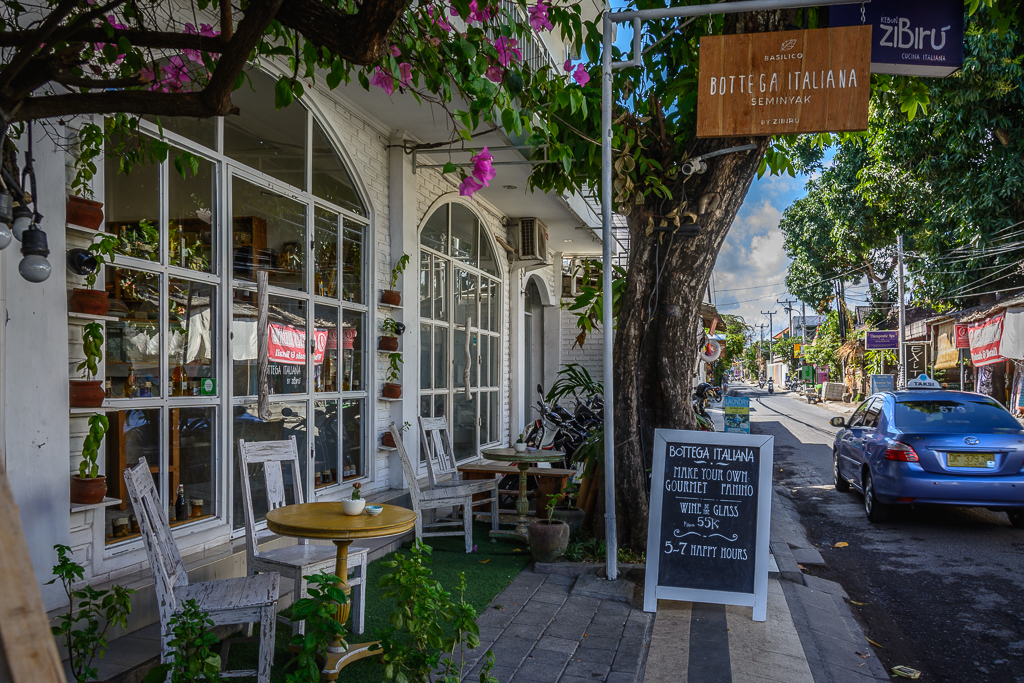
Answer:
[222,521,531,682]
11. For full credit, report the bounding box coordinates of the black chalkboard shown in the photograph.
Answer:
[645,430,774,618]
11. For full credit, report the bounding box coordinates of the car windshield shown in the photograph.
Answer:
[894,398,1023,433]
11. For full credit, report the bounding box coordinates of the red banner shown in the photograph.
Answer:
[968,314,1005,367]
[954,323,970,349]
[269,325,334,365]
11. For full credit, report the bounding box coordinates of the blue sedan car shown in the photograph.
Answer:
[830,383,1024,526]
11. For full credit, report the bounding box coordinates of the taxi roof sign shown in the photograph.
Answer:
[906,374,940,389]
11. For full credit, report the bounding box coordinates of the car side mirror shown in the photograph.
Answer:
[829,416,847,428]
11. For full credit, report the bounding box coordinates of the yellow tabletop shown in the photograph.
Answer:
[265,502,417,541]
[480,447,565,464]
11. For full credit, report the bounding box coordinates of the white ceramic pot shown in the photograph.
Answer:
[513,442,528,453]
[341,498,366,515]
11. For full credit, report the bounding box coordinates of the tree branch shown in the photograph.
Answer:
[9,90,227,122]
[56,73,152,89]
[201,0,285,113]
[0,0,80,94]
[275,0,412,65]
[0,28,228,53]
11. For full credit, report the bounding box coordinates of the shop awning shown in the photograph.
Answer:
[968,313,1005,367]
[934,321,959,370]
[998,307,1024,360]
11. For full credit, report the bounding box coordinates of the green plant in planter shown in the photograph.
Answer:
[283,571,348,683]
[47,544,134,683]
[80,413,110,479]
[386,353,403,384]
[84,233,118,288]
[351,481,362,500]
[77,322,104,380]
[389,254,410,290]
[141,600,223,683]
[381,316,404,336]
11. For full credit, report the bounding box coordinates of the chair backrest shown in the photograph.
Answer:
[419,416,458,488]
[123,458,187,623]
[237,436,305,560]
[390,423,421,514]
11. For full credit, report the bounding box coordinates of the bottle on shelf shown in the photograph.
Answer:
[123,365,138,398]
[172,360,189,396]
[104,379,112,398]
[174,484,186,522]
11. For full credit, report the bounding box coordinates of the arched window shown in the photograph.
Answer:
[419,202,502,461]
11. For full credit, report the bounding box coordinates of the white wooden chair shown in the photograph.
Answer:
[237,437,368,636]
[123,459,279,683]
[391,422,498,553]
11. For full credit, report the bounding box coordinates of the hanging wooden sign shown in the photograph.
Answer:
[696,26,872,138]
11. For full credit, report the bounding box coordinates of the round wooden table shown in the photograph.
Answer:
[480,447,565,542]
[265,502,416,681]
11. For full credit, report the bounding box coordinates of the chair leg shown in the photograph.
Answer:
[258,604,277,683]
[293,569,309,637]
[463,498,473,553]
[415,515,423,544]
[160,620,173,665]
[490,489,499,532]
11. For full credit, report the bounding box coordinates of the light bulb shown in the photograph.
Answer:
[12,205,32,241]
[0,222,11,250]
[19,254,51,282]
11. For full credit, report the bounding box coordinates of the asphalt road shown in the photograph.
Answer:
[733,383,1024,683]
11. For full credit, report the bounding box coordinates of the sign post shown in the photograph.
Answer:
[865,330,899,350]
[644,430,774,621]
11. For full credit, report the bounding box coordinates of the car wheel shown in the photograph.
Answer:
[1008,510,1024,529]
[833,451,851,492]
[863,471,890,523]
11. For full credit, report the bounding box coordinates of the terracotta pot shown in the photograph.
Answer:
[528,520,569,563]
[380,290,402,306]
[70,380,105,408]
[382,431,397,448]
[66,196,104,230]
[69,288,110,316]
[383,383,403,399]
[379,336,399,352]
[70,475,107,505]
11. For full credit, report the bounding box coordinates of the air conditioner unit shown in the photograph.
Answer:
[516,218,549,261]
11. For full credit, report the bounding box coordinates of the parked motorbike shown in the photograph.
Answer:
[693,383,717,431]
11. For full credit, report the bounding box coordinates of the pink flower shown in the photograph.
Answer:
[471,147,495,187]
[453,0,495,24]
[428,6,452,32]
[398,62,413,88]
[564,58,573,72]
[572,63,590,86]
[485,63,504,83]
[390,45,401,57]
[370,66,395,95]
[494,36,521,68]
[430,36,442,47]
[459,175,484,197]
[529,1,553,32]
[106,15,127,30]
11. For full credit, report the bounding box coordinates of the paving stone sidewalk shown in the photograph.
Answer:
[462,571,654,683]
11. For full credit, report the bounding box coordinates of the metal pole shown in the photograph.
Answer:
[257,271,270,421]
[601,11,617,582]
[801,302,806,344]
[897,234,907,387]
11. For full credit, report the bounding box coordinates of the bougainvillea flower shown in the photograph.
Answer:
[564,58,573,72]
[390,45,401,57]
[572,63,591,86]
[485,63,504,83]
[183,23,219,62]
[471,147,496,187]
[428,6,452,31]
[529,1,553,32]
[369,67,396,95]
[398,62,413,88]
[459,175,484,197]
[494,36,521,67]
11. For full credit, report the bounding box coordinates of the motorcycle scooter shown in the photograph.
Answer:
[767,378,775,395]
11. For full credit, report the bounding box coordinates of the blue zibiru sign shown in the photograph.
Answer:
[865,331,899,350]
[830,0,964,77]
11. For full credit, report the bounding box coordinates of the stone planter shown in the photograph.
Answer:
[71,475,107,505]
[382,431,397,448]
[66,196,104,230]
[380,290,402,306]
[379,336,399,351]
[383,383,402,399]
[551,507,586,537]
[528,520,569,563]
[70,380,105,408]
[69,288,110,316]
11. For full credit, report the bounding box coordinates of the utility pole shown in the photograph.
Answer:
[757,323,767,375]
[801,302,807,344]
[776,299,796,341]
[761,310,776,364]
[897,234,907,388]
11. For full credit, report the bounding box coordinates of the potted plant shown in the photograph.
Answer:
[383,353,403,399]
[342,482,366,515]
[66,195,105,230]
[382,421,410,448]
[70,322,105,407]
[551,482,586,536]
[381,254,410,306]
[379,316,405,351]
[69,232,118,316]
[528,497,570,563]
[513,430,528,453]
[70,413,110,504]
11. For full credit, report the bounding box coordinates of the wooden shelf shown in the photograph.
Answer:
[68,311,119,323]
[379,396,403,402]
[70,497,122,513]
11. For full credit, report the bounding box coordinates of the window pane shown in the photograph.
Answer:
[341,398,364,480]
[480,394,488,446]
[314,399,339,490]
[450,204,478,268]
[489,392,498,443]
[231,291,307,396]
[480,335,489,387]
[232,402,307,529]
[144,116,217,150]
[489,280,499,332]
[168,279,215,395]
[454,328,466,389]
[420,252,431,319]
[169,151,215,272]
[232,177,307,291]
[420,324,431,390]
[312,120,366,217]
[480,231,499,276]
[224,70,306,189]
[490,336,498,389]
[105,268,161,398]
[454,269,477,327]
[420,395,431,418]
[342,310,364,392]
[104,138,160,263]
[421,205,448,254]
[172,406,216,527]
[452,392,477,461]
[342,220,365,304]
[314,304,338,393]
[434,394,447,419]
[434,258,448,322]
[314,208,339,298]
[434,327,448,389]
[104,409,160,544]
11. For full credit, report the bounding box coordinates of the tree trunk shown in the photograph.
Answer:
[611,10,785,555]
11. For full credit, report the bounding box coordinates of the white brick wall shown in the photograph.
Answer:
[559,306,604,387]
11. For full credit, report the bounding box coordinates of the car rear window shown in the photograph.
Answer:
[894,398,1023,432]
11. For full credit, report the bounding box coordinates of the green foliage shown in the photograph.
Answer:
[562,533,645,564]
[386,353,403,385]
[389,254,410,290]
[381,317,403,336]
[79,413,110,479]
[282,572,349,683]
[564,260,627,349]
[373,542,493,683]
[352,482,362,501]
[77,322,104,380]
[545,363,603,404]
[85,233,118,289]
[713,315,749,384]
[48,545,134,683]
[801,312,848,381]
[142,600,222,683]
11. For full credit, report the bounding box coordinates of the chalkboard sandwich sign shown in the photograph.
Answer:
[644,429,774,621]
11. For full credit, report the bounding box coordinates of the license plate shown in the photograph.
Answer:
[946,452,995,468]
